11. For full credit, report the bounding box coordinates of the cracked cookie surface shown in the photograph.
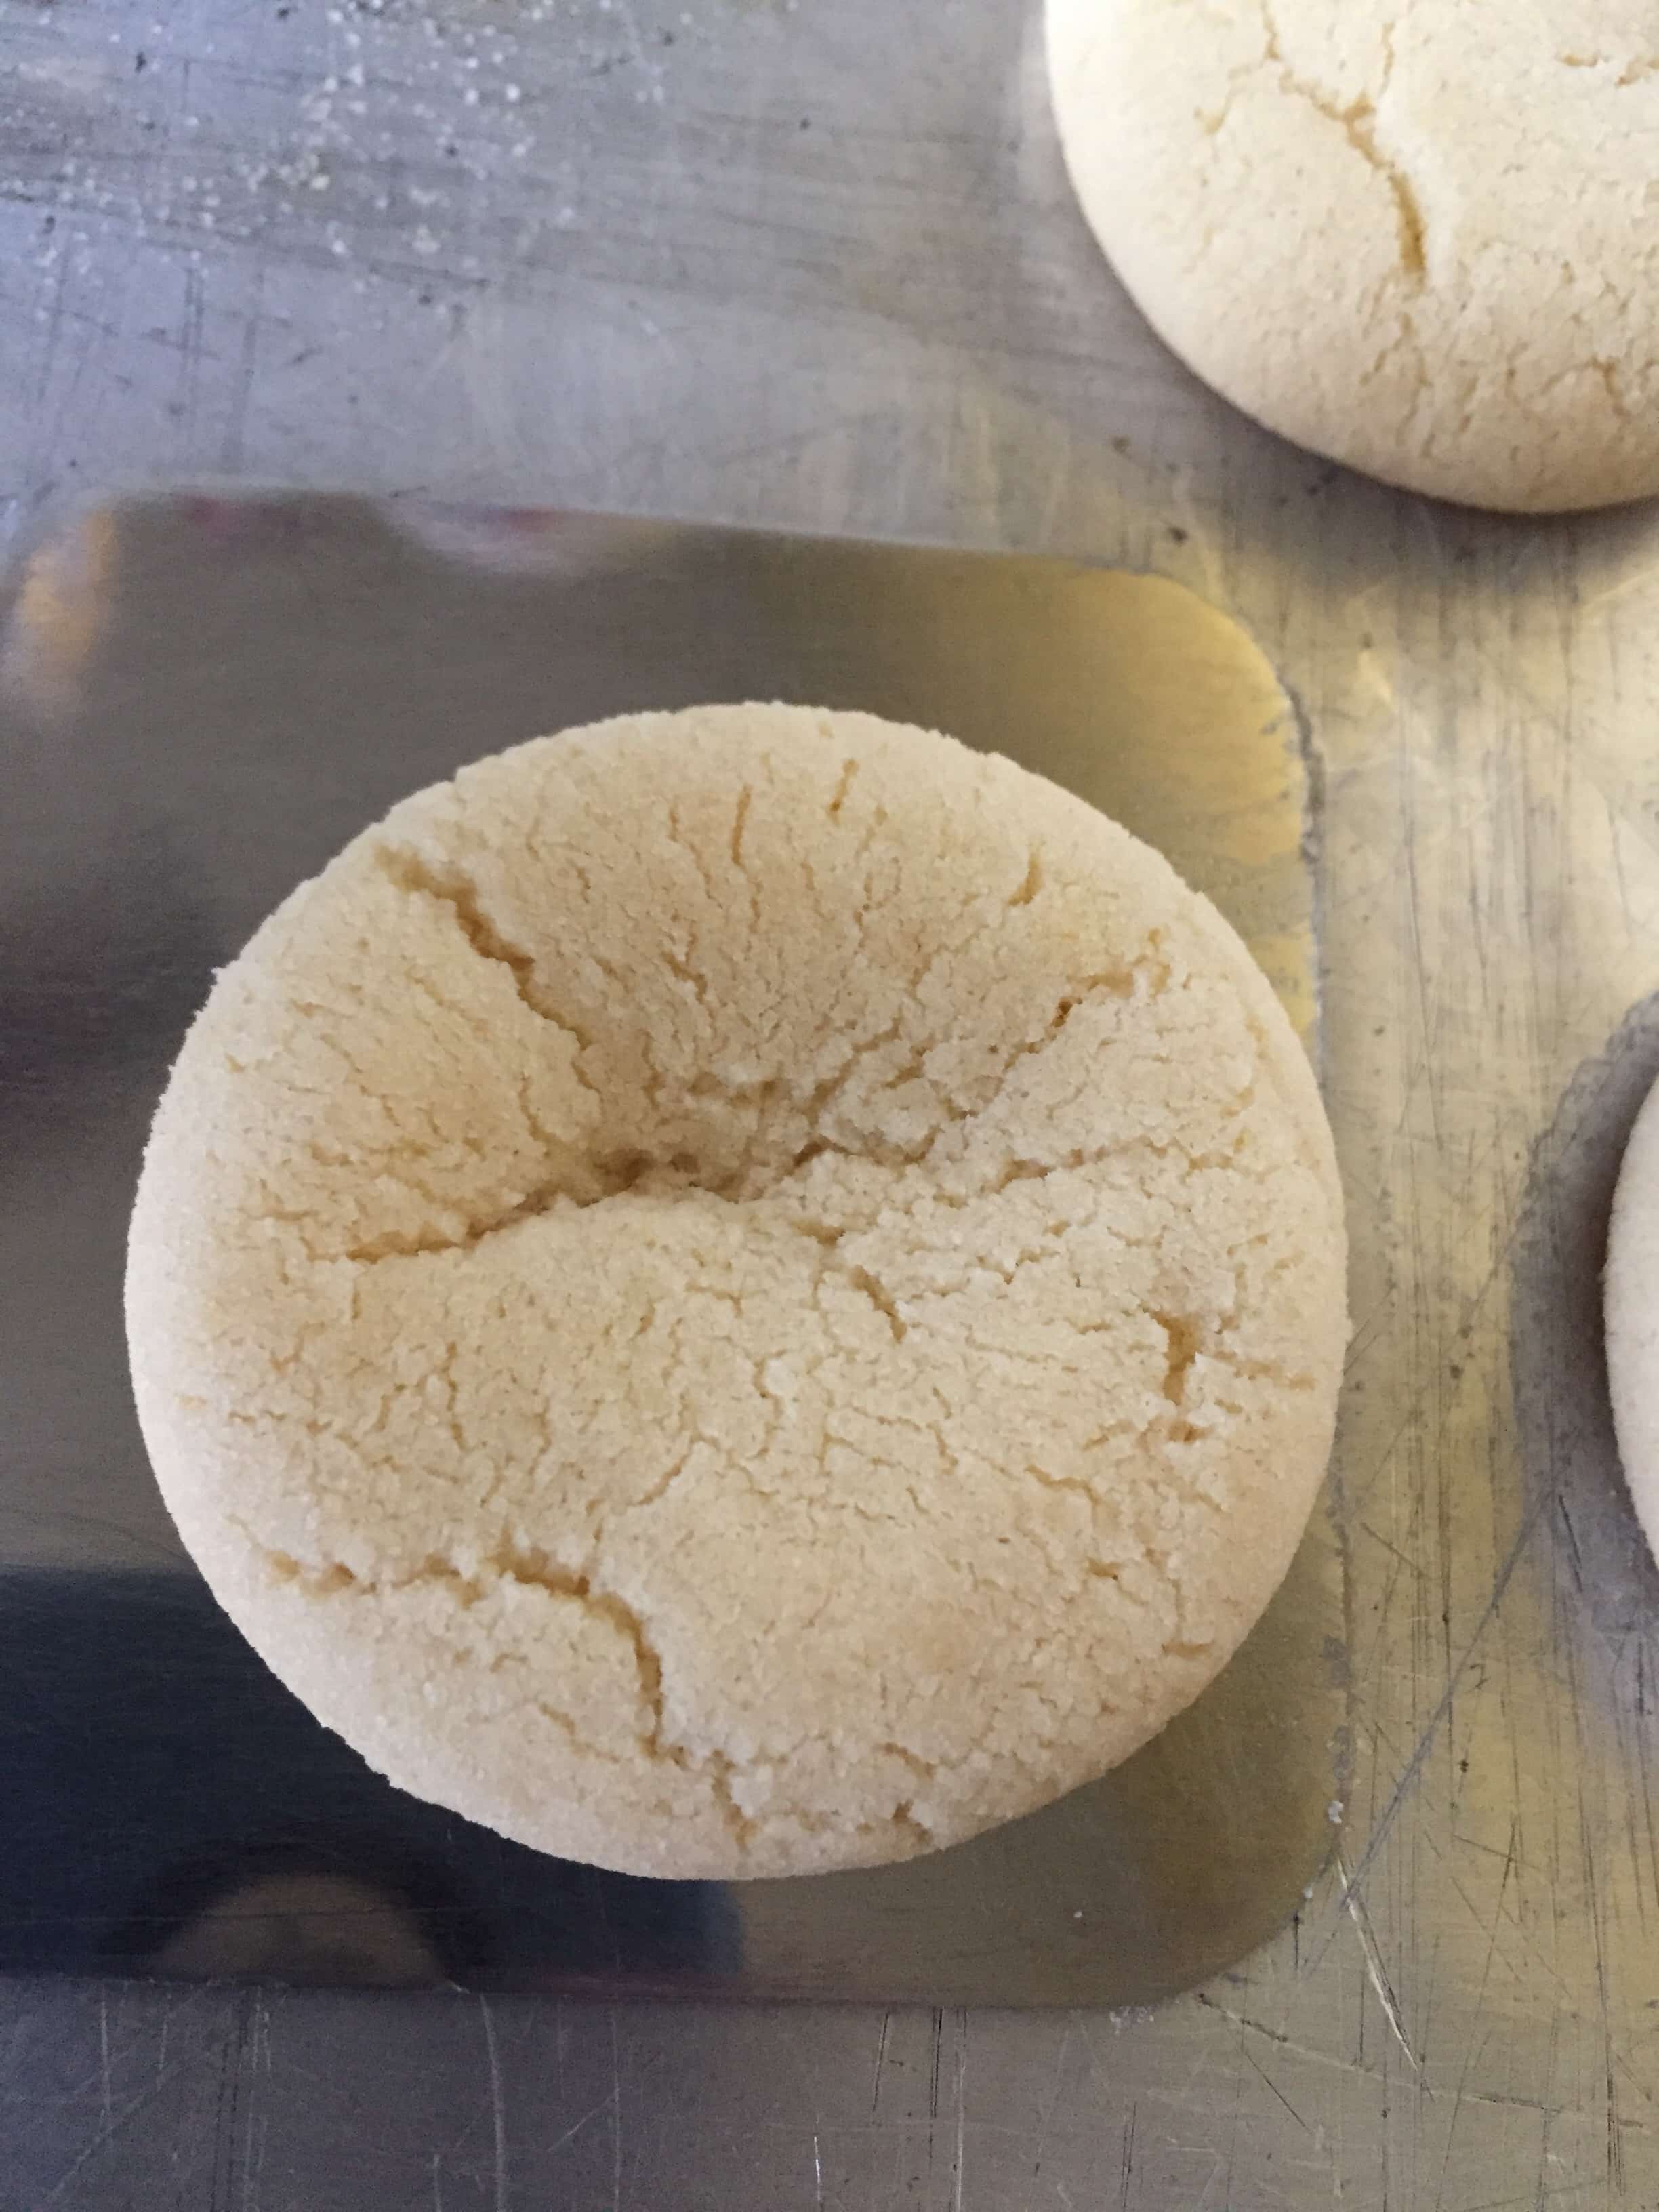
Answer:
[1046,0,1659,510]
[127,703,1347,1879]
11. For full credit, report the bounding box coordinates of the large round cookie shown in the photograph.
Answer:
[1606,1067,1659,1561]
[1046,0,1659,512]
[127,704,1347,1880]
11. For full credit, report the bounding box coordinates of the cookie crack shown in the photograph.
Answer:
[1593,357,1631,422]
[529,1702,636,1767]
[888,1803,935,1850]
[1258,1,1425,280]
[258,1537,784,1851]
[706,1753,758,1849]
[1153,1307,1202,1440]
[1558,48,1659,85]
[338,1149,651,1261]
[877,1739,938,1782]
[775,1799,939,1848]
[375,846,599,1086]
[264,1538,669,1729]
[1028,1462,1099,1515]
[327,932,1186,1267]
[825,755,859,819]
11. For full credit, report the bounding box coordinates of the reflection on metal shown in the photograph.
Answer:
[148,1876,448,1987]
[0,495,1338,2003]
[1512,996,1659,1703]
[3,1573,739,1990]
[0,507,117,717]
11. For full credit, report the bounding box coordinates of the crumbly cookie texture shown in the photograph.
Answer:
[127,704,1347,1880]
[1046,0,1659,512]
[1607,1071,1659,1564]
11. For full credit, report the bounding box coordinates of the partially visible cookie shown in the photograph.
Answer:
[127,703,1347,1880]
[1607,1068,1659,1559]
[1046,0,1659,511]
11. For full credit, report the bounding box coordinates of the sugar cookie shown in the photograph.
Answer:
[127,705,1347,1878]
[1047,0,1659,510]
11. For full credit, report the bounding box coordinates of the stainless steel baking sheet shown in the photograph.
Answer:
[0,493,1341,2004]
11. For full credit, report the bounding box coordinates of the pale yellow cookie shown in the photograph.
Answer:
[1046,0,1659,511]
[127,705,1347,1879]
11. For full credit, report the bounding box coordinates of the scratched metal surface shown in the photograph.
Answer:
[3,0,1659,2196]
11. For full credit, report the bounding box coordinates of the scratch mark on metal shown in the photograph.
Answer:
[38,2051,196,2205]
[609,2008,622,2211]
[1577,559,1659,618]
[220,267,262,474]
[545,2091,619,2157]
[478,1996,508,2212]
[1340,1849,1422,2075]
[1235,2034,1314,2133]
[1307,1487,1549,1986]
[1118,2101,1136,2210]
[951,2018,966,2212]
[869,2010,892,2117]
[1194,1994,1390,2086]
[1029,2020,1071,2186]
